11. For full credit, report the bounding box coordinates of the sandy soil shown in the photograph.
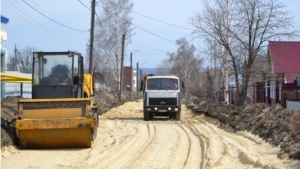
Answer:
[1,100,300,169]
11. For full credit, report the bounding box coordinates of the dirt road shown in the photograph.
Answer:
[1,100,299,169]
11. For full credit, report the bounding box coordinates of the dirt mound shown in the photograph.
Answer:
[94,92,136,115]
[1,96,19,147]
[184,96,300,160]
[0,92,137,148]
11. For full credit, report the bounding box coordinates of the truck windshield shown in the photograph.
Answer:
[33,54,73,85]
[147,78,178,90]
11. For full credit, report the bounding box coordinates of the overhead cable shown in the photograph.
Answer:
[132,11,193,31]
[130,22,176,44]
[22,0,88,32]
[3,0,70,49]
[78,0,91,10]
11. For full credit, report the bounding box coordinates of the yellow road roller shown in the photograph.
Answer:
[16,51,98,149]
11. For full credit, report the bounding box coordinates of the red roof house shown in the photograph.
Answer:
[261,41,300,108]
[268,41,300,83]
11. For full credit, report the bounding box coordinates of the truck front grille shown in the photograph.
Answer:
[149,98,177,106]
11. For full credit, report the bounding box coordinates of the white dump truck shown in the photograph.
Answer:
[140,74,184,121]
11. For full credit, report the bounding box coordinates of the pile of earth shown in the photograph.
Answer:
[1,96,19,148]
[184,96,300,160]
[94,91,137,115]
[0,91,137,148]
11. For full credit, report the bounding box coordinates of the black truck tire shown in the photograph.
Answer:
[175,112,180,121]
[144,111,149,121]
[149,112,153,119]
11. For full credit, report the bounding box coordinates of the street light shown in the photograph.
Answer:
[130,49,140,99]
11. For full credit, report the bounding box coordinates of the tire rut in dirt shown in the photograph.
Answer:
[92,120,153,169]
[192,118,272,168]
[179,117,207,169]
[173,120,193,168]
[197,119,252,166]
[93,121,156,169]
[128,121,187,169]
[188,119,225,169]
[122,122,156,169]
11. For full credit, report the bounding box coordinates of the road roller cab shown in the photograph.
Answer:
[16,51,98,149]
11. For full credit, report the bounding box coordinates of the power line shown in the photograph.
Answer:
[130,22,176,44]
[24,0,88,45]
[5,0,65,35]
[96,7,176,44]
[80,3,175,45]
[78,0,90,10]
[3,0,70,49]
[5,0,87,48]
[132,11,194,31]
[77,0,102,22]
[78,1,112,41]
[132,42,167,53]
[22,0,88,32]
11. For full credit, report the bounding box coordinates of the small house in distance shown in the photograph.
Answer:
[255,41,300,111]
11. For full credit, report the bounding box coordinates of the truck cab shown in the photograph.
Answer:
[141,74,183,121]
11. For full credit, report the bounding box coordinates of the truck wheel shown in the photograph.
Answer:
[144,111,149,121]
[175,112,180,121]
[149,112,153,119]
[169,112,174,120]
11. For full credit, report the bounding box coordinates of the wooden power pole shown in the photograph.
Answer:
[119,34,125,102]
[89,0,96,73]
[130,52,133,99]
[136,62,139,98]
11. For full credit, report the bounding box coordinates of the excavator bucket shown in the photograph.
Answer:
[16,98,97,149]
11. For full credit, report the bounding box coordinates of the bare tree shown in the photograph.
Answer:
[91,0,133,91]
[191,0,298,105]
[202,40,224,101]
[157,37,203,96]
[156,53,176,75]
[9,45,37,73]
[173,38,202,95]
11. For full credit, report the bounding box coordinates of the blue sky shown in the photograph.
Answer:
[1,0,300,69]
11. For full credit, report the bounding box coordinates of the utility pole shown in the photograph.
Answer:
[119,34,125,102]
[89,0,96,74]
[129,49,140,99]
[130,52,133,99]
[136,62,139,98]
[140,69,142,98]
[14,44,17,71]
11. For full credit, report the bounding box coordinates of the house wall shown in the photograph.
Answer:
[122,66,134,91]
[1,15,9,99]
[256,81,298,108]
[270,81,276,106]
[254,83,265,103]
[281,83,300,108]
[286,100,300,111]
